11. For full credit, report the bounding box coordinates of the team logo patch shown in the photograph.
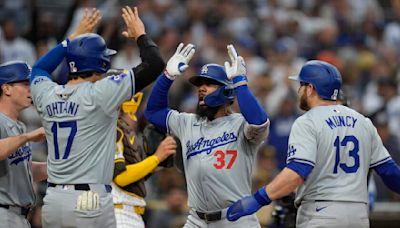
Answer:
[201,65,208,74]
[108,73,127,84]
[33,77,47,85]
[331,89,339,100]
[8,145,32,165]
[287,144,297,158]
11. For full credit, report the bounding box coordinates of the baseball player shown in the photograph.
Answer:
[145,43,269,227]
[112,92,176,228]
[0,61,47,228]
[227,60,400,228]
[29,7,166,228]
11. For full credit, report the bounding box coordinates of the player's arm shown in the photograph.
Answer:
[226,163,310,222]
[373,159,400,193]
[0,128,45,160]
[119,6,165,92]
[227,117,316,221]
[367,117,400,193]
[224,45,269,143]
[114,136,176,187]
[32,161,47,182]
[144,43,195,132]
[31,9,101,82]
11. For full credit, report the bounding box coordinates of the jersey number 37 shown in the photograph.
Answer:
[333,135,360,174]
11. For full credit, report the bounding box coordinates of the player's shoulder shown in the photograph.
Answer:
[230,113,249,125]
[290,112,316,133]
[168,110,197,120]
[31,76,55,87]
[105,69,131,79]
[94,69,133,86]
[338,105,372,126]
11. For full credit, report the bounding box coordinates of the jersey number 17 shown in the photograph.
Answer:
[51,121,77,160]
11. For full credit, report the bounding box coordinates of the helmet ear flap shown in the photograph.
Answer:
[204,86,234,107]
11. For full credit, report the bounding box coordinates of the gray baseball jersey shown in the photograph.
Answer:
[167,111,269,212]
[30,70,135,184]
[0,112,35,207]
[287,105,390,206]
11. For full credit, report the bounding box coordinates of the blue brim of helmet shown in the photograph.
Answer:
[105,48,117,56]
[189,75,224,86]
[288,75,300,81]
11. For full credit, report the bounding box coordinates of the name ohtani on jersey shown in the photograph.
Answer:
[185,131,238,159]
[46,101,79,117]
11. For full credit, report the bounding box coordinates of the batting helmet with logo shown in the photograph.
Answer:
[66,33,117,74]
[189,64,234,107]
[289,60,342,101]
[0,61,31,86]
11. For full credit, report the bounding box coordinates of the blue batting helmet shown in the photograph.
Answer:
[0,61,31,86]
[189,64,234,107]
[289,60,342,101]
[66,33,117,74]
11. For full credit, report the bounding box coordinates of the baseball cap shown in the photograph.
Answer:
[0,61,31,86]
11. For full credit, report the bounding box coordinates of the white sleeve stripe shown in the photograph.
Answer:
[166,110,173,134]
[370,156,392,168]
[287,158,315,166]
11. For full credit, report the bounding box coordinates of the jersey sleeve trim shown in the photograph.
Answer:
[166,110,174,134]
[370,156,392,168]
[287,157,315,167]
[286,161,314,179]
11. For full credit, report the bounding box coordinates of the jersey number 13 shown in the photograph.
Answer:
[333,135,360,174]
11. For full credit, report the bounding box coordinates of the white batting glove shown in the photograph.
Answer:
[76,191,100,211]
[165,43,195,80]
[224,44,246,80]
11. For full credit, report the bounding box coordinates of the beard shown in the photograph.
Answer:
[196,103,220,121]
[299,92,310,111]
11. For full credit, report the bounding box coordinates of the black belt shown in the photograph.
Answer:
[196,210,222,222]
[0,204,30,217]
[47,183,112,193]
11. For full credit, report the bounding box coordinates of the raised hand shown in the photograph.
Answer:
[121,6,145,40]
[224,44,246,80]
[165,43,195,79]
[69,8,102,40]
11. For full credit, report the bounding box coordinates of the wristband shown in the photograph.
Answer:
[163,70,176,80]
[254,187,271,206]
[232,75,248,88]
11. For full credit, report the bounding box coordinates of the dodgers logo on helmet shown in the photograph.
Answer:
[66,33,117,74]
[0,61,31,86]
[289,60,342,101]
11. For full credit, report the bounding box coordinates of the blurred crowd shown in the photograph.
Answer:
[1,0,400,227]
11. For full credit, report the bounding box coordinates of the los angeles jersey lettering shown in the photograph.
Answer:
[167,111,262,212]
